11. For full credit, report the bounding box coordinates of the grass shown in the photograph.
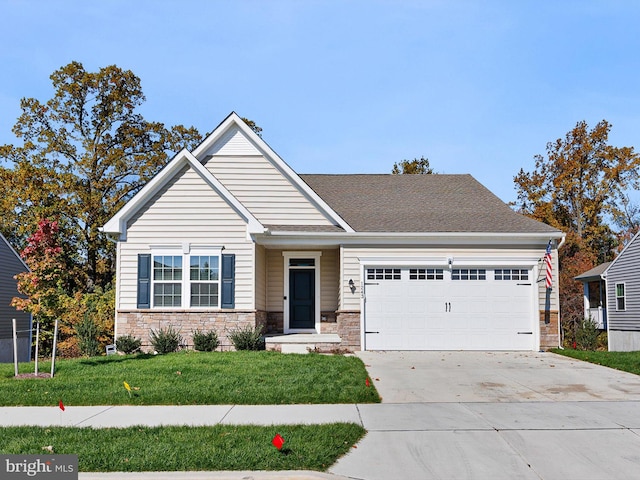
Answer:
[0,423,366,472]
[552,348,640,375]
[0,350,380,406]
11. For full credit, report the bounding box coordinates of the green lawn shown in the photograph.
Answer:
[552,348,640,375]
[0,423,366,472]
[0,350,380,406]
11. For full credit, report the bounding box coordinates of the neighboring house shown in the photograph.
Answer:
[577,231,640,351]
[575,262,611,330]
[103,112,565,352]
[0,233,31,362]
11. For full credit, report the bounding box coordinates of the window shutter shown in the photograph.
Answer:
[221,253,235,309]
[137,254,151,309]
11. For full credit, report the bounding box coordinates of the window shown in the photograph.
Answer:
[147,248,223,308]
[409,268,444,280]
[367,268,401,280]
[452,269,486,280]
[616,283,626,311]
[494,269,529,281]
[153,255,182,306]
[190,255,219,307]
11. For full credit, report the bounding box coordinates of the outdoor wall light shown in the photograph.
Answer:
[348,279,355,288]
[448,258,453,269]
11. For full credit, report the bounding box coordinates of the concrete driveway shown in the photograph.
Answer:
[330,351,640,480]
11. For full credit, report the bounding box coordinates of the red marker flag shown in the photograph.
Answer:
[365,378,370,387]
[272,433,285,450]
[58,400,65,411]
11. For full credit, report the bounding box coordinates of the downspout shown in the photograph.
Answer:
[556,235,566,349]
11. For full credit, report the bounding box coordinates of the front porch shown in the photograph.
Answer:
[265,333,342,353]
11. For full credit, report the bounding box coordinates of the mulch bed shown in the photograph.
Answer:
[13,373,52,379]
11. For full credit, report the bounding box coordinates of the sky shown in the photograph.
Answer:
[1,0,639,203]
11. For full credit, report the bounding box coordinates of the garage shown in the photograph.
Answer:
[363,266,536,351]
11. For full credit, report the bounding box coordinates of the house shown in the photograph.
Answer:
[103,112,565,352]
[575,262,611,330]
[0,233,32,362]
[577,231,640,351]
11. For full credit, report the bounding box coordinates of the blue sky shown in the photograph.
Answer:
[1,0,639,202]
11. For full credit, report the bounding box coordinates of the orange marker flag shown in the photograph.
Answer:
[58,399,65,411]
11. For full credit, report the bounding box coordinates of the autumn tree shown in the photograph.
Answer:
[392,156,434,174]
[514,120,640,345]
[0,61,203,291]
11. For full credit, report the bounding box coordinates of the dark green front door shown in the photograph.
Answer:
[289,269,315,329]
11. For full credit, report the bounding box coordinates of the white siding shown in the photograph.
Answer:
[201,127,333,226]
[255,244,266,311]
[341,245,555,312]
[119,165,254,310]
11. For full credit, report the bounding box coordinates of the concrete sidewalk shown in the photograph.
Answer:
[3,401,640,479]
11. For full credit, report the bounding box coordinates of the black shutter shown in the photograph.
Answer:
[221,253,235,309]
[137,254,151,309]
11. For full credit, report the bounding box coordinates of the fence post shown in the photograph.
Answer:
[34,321,40,376]
[50,319,59,378]
[12,318,18,377]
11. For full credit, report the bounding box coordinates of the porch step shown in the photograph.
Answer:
[264,334,341,354]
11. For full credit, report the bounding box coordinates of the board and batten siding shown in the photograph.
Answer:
[0,235,31,362]
[340,245,558,312]
[119,165,254,310]
[606,235,640,331]
[201,126,334,226]
[265,248,339,312]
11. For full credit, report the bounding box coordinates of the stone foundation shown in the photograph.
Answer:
[539,310,560,350]
[116,310,264,351]
[336,310,361,350]
[266,312,283,334]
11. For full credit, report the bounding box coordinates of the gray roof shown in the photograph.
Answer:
[299,174,560,234]
[575,262,612,281]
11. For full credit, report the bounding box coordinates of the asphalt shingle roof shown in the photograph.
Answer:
[299,173,560,234]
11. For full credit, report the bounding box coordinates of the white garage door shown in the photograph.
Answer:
[363,266,535,351]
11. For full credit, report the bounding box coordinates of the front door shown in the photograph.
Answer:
[289,269,315,329]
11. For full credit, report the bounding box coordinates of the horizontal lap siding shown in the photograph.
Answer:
[119,165,254,310]
[265,248,339,312]
[341,245,554,311]
[255,244,266,311]
[0,239,30,339]
[203,128,333,226]
[607,236,640,331]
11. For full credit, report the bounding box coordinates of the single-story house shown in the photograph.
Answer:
[577,230,640,351]
[0,233,32,362]
[103,112,564,352]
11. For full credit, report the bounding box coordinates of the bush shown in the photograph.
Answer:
[576,317,600,351]
[150,325,183,354]
[75,313,101,357]
[192,329,220,352]
[116,334,142,354]
[228,324,265,351]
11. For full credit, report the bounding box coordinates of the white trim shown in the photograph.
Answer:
[615,282,627,311]
[192,112,354,233]
[282,251,322,333]
[102,148,265,239]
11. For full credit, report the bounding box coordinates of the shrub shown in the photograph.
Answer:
[75,313,101,357]
[192,329,220,352]
[116,334,142,354]
[228,324,265,351]
[150,325,183,354]
[576,317,600,351]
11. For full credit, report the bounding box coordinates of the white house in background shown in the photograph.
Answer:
[575,262,611,330]
[0,233,31,362]
[103,112,565,353]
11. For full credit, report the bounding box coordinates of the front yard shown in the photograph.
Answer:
[0,350,380,405]
[552,348,640,375]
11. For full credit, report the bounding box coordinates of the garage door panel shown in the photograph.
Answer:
[364,266,535,351]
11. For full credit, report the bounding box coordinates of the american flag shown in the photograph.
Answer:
[544,241,553,289]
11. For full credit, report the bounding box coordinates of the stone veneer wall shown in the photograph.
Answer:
[539,310,560,350]
[117,310,260,351]
[336,311,361,350]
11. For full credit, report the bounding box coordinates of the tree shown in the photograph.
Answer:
[0,62,202,291]
[392,156,434,174]
[514,120,640,263]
